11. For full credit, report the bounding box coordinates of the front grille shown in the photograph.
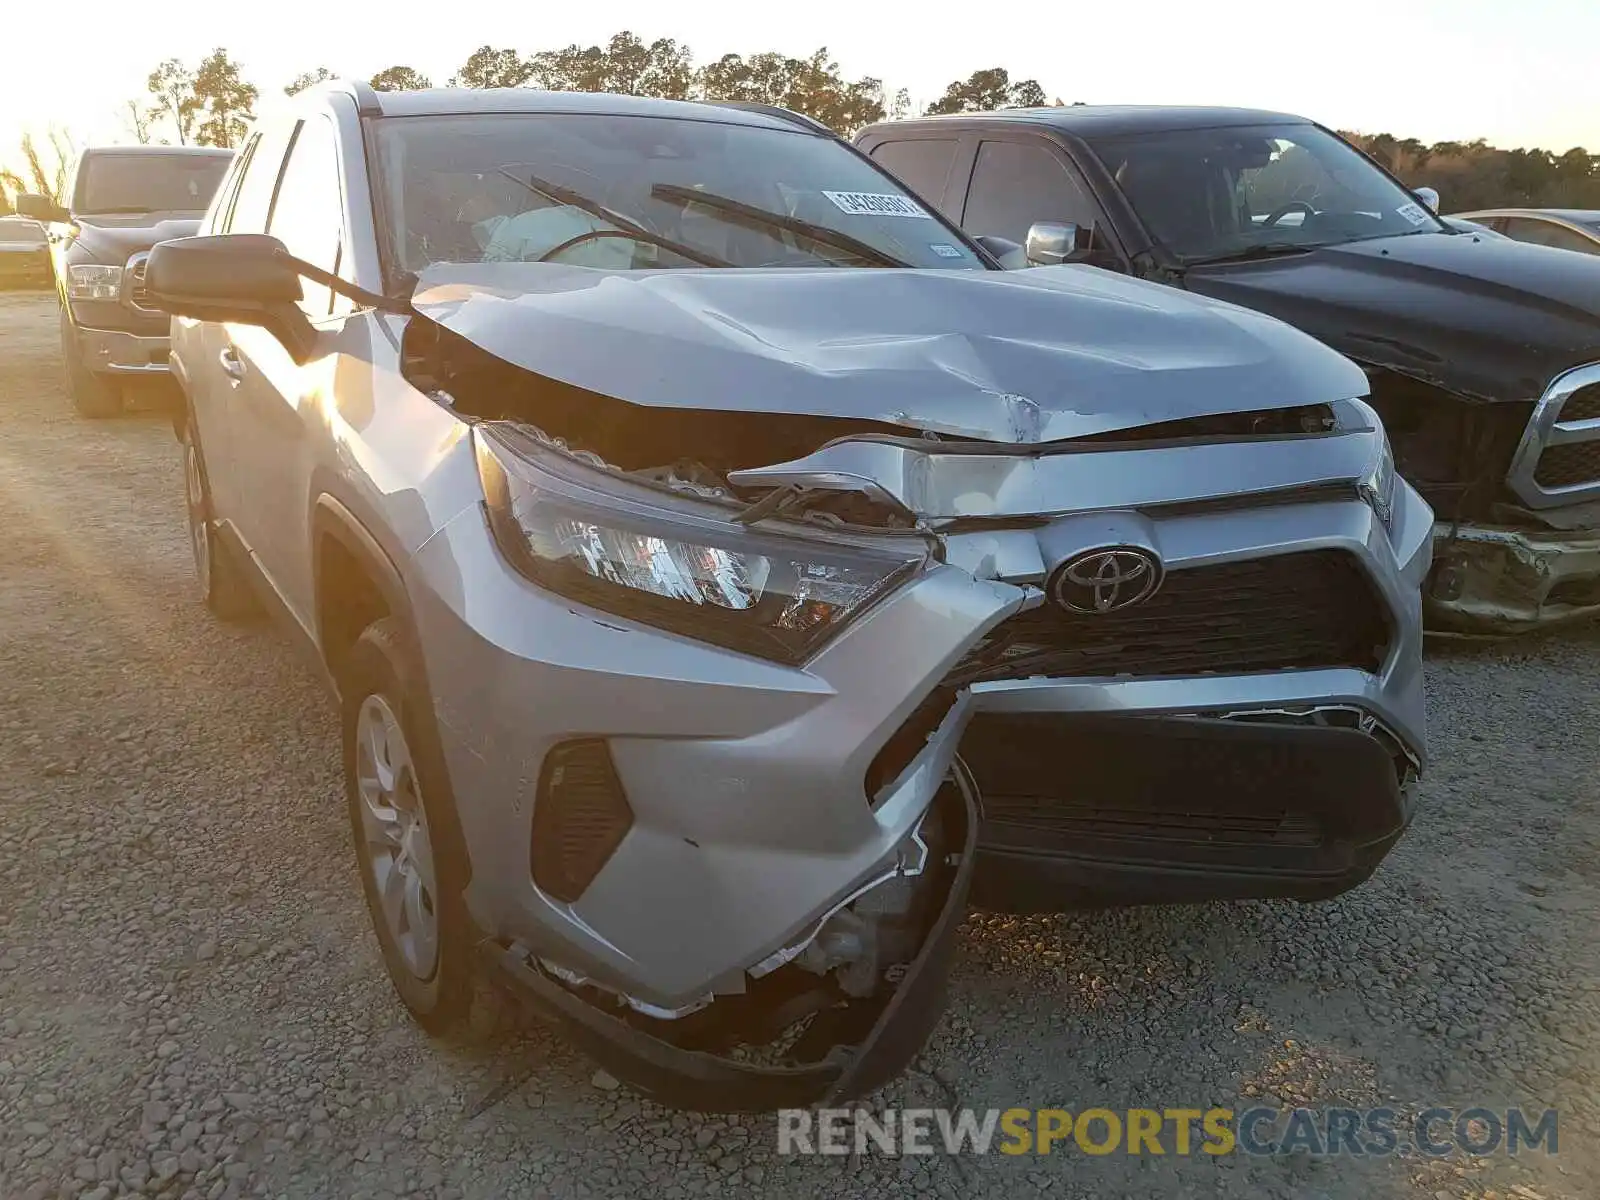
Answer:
[949,550,1389,682]
[125,252,155,312]
[1535,440,1600,488]
[1559,384,1600,424]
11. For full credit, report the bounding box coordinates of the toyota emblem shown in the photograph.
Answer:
[1049,547,1163,614]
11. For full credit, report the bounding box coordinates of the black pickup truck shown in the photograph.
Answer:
[856,107,1600,635]
[19,146,233,416]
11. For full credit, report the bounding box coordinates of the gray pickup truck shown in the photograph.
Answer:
[19,145,233,416]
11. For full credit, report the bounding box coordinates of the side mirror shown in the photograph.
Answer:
[145,234,317,363]
[1025,221,1093,266]
[1413,186,1440,212]
[971,234,1028,270]
[16,193,69,224]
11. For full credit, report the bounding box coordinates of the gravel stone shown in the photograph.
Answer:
[0,290,1595,1200]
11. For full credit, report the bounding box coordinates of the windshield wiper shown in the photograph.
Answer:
[649,184,910,268]
[1184,243,1315,267]
[494,169,730,268]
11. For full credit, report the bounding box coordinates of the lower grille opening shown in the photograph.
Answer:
[979,798,1323,848]
[950,549,1389,683]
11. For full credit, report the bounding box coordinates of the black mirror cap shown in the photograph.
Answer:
[145,234,317,364]
[15,193,68,224]
[145,234,304,312]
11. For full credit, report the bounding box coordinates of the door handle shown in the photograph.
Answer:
[219,346,247,382]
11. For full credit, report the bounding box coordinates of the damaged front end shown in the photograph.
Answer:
[398,261,1428,1111]
[1367,361,1600,634]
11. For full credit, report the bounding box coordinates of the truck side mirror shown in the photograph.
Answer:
[16,193,69,224]
[1413,186,1440,212]
[1025,221,1093,266]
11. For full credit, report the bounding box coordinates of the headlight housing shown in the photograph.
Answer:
[1358,429,1397,531]
[475,423,930,664]
[66,263,123,301]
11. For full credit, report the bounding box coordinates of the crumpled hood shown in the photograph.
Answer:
[1184,231,1600,403]
[411,262,1368,443]
[68,214,204,265]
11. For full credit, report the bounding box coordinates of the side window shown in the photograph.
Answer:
[869,139,960,217]
[226,121,295,235]
[267,117,347,317]
[1503,218,1596,254]
[963,140,1104,246]
[204,139,252,236]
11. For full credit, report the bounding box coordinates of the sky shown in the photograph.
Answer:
[3,0,1596,181]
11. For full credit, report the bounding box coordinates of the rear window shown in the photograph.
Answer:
[75,153,233,215]
[0,218,45,244]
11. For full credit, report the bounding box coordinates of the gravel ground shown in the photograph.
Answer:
[2,287,1598,1200]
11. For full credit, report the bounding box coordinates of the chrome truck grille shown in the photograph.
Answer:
[124,251,157,313]
[1508,363,1600,506]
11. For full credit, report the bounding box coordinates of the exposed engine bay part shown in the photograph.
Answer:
[483,769,978,1113]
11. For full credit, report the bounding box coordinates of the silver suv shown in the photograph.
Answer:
[148,82,1431,1110]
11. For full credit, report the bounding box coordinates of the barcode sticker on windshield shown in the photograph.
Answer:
[822,191,933,218]
[1396,202,1430,226]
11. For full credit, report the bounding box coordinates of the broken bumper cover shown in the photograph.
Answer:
[484,775,976,1112]
[1426,520,1600,634]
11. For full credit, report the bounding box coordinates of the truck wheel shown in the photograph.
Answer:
[342,617,511,1040]
[182,411,259,621]
[59,307,122,418]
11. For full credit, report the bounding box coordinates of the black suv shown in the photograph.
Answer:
[20,146,233,416]
[856,107,1600,634]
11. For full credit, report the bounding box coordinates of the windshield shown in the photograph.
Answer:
[1088,123,1447,262]
[374,112,988,274]
[75,153,232,215]
[0,218,45,244]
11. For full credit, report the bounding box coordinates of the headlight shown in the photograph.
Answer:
[1359,429,1397,530]
[474,423,930,664]
[67,263,122,301]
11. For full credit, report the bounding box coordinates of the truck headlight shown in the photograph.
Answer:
[67,263,123,301]
[474,423,929,664]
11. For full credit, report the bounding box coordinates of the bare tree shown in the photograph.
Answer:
[122,99,156,144]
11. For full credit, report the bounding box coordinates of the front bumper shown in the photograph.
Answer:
[1426,519,1600,634]
[72,325,171,375]
[409,469,1430,997]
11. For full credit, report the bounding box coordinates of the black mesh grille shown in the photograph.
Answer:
[1535,441,1600,488]
[981,797,1323,848]
[531,739,633,903]
[1559,385,1600,424]
[949,550,1388,682]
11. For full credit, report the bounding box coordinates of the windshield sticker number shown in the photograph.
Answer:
[823,191,933,219]
[1396,202,1430,226]
[929,243,963,258]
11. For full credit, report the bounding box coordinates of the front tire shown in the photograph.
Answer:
[59,307,122,418]
[342,618,506,1038]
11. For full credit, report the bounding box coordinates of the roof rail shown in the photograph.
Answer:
[334,78,382,117]
[707,101,835,137]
